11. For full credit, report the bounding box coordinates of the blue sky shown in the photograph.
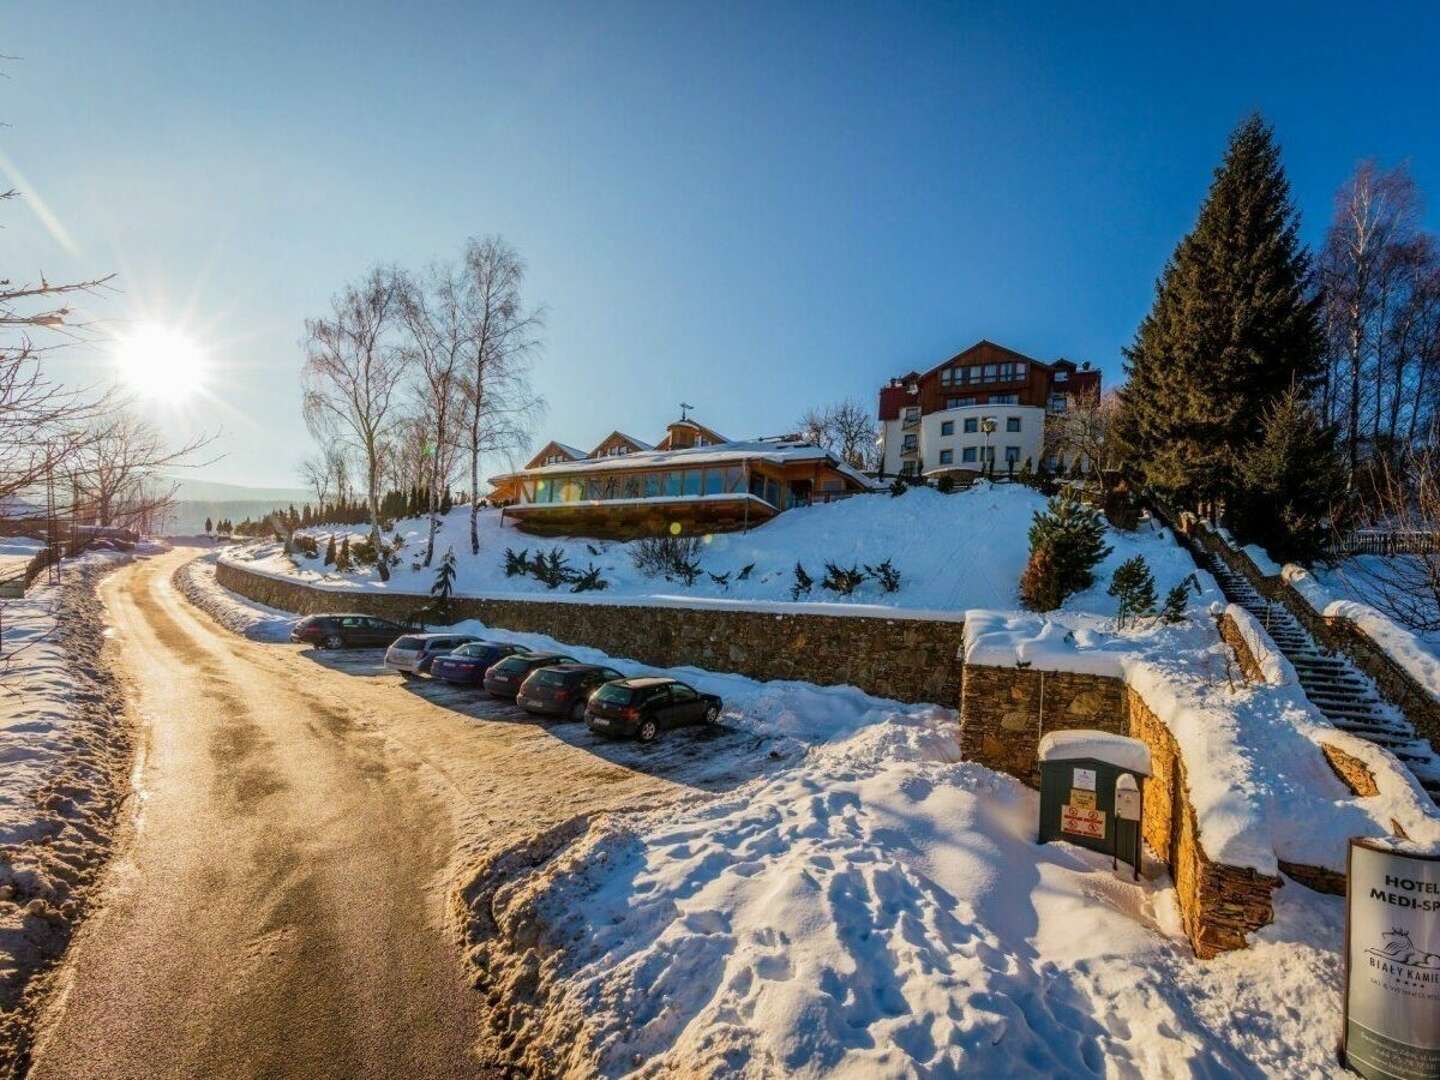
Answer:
[4,2,1437,487]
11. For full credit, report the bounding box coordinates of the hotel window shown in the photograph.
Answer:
[940,420,954,436]
[980,446,995,462]
[940,367,952,385]
[1049,393,1068,412]
[725,466,744,493]
[982,364,997,382]
[560,480,583,503]
[586,477,604,500]
[623,475,641,499]
[990,393,1018,405]
[966,365,982,384]
[963,418,978,434]
[901,434,918,451]
[664,472,683,497]
[939,449,954,465]
[534,479,551,503]
[1005,446,1021,464]
[1006,417,1021,433]
[643,473,660,498]
[900,460,918,476]
[945,397,963,410]
[749,472,766,498]
[1054,370,1069,383]
[961,447,977,464]
[703,469,724,495]
[683,470,702,497]
[764,478,781,507]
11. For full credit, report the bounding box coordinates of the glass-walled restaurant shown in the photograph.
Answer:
[519,464,795,510]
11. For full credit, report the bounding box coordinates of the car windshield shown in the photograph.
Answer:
[453,643,486,658]
[393,636,424,650]
[532,669,572,687]
[592,683,634,705]
[492,656,530,674]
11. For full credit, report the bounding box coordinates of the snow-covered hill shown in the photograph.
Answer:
[237,485,1201,618]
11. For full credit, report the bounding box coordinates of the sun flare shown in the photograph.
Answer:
[112,323,207,403]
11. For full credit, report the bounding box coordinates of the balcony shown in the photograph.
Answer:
[901,415,920,430]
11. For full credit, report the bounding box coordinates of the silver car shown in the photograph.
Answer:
[384,632,482,678]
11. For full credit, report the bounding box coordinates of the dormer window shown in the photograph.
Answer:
[1054,370,1068,383]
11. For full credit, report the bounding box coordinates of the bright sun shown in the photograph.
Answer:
[112,323,207,403]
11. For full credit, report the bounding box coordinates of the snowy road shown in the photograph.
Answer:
[26,546,752,1078]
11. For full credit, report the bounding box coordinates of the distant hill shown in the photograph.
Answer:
[161,476,314,536]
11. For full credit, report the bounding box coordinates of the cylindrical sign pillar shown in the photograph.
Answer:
[1343,837,1440,1079]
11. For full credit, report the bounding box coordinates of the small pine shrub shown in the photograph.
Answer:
[430,548,458,617]
[1019,545,1061,611]
[335,536,354,572]
[737,563,755,581]
[708,571,730,589]
[889,477,908,498]
[323,534,337,566]
[1160,583,1189,624]
[571,564,608,592]
[631,535,704,585]
[1107,555,1157,627]
[790,562,813,600]
[821,561,867,596]
[864,558,902,593]
[532,546,575,589]
[503,547,531,577]
[935,474,955,495]
[351,537,379,566]
[1025,489,1113,604]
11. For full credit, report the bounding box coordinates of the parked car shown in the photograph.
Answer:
[290,613,410,650]
[430,641,527,686]
[385,632,484,677]
[585,677,722,742]
[516,663,626,722]
[482,652,576,699]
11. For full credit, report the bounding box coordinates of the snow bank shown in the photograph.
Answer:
[1224,603,1296,686]
[227,486,1205,620]
[1285,563,1440,700]
[175,552,298,642]
[1241,544,1282,577]
[473,708,1355,1077]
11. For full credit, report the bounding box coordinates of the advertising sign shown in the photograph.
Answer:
[1072,767,1097,791]
[1344,838,1440,1080]
[1060,805,1106,840]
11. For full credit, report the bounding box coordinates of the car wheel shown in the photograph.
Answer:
[638,719,659,743]
[704,705,720,725]
[323,633,344,650]
[570,700,586,723]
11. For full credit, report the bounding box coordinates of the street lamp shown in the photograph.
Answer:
[981,417,997,479]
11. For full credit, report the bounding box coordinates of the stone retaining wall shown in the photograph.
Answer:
[961,659,1287,957]
[1215,611,1264,684]
[216,559,965,705]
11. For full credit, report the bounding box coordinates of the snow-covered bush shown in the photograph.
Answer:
[821,561,866,596]
[630,535,703,585]
[865,558,902,593]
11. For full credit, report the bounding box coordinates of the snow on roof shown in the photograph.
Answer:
[493,439,879,489]
[610,432,653,450]
[554,442,588,459]
[1038,730,1152,775]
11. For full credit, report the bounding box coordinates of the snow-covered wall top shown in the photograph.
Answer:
[963,605,1440,876]
[1223,603,1296,687]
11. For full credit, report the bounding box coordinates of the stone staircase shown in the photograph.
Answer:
[1200,553,1440,805]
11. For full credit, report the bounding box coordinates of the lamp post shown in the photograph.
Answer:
[981,417,997,480]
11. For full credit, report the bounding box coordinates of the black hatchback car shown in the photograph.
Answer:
[482,652,576,699]
[585,677,722,742]
[290,613,410,650]
[516,663,626,722]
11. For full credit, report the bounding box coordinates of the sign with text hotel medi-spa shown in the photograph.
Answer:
[1344,839,1440,1080]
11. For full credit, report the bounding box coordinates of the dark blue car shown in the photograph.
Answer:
[429,640,526,686]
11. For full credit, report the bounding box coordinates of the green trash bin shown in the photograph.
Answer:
[1037,730,1151,880]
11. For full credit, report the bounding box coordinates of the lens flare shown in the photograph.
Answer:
[112,323,207,403]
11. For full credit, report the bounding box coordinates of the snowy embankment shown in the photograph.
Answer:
[0,546,139,1057]
[175,552,297,642]
[226,485,1205,619]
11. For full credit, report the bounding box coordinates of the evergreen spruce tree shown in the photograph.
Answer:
[430,547,457,617]
[1107,555,1157,627]
[323,534,337,566]
[1231,385,1347,563]
[1119,114,1323,513]
[1019,544,1061,612]
[204,516,213,535]
[1025,489,1113,604]
[1160,583,1189,624]
[335,536,353,572]
[440,488,453,515]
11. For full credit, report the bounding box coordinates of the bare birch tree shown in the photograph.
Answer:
[795,399,878,469]
[399,263,471,565]
[456,237,543,554]
[301,269,406,580]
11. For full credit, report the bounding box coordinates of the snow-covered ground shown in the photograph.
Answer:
[225,485,1204,620]
[0,545,140,1046]
[1314,555,1440,651]
[0,537,43,585]
[472,706,1351,1078]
